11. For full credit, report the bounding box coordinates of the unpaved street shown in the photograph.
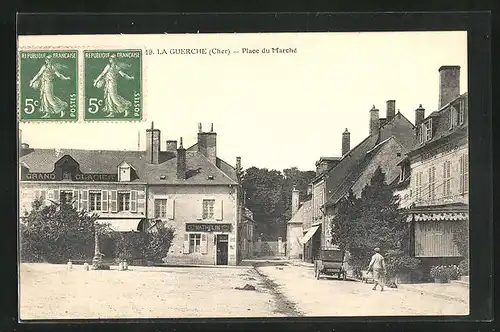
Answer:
[20,262,469,319]
[256,263,469,316]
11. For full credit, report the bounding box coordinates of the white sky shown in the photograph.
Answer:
[18,31,467,171]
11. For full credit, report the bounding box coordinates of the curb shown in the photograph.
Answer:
[398,285,468,304]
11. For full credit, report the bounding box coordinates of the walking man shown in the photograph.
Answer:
[368,247,385,291]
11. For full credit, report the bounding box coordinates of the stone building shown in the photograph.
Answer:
[286,187,313,260]
[19,123,244,266]
[405,66,468,270]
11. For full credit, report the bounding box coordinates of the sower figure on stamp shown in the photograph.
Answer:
[93,54,134,118]
[29,55,71,118]
[367,247,385,291]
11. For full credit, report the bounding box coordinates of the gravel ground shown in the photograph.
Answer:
[19,263,281,320]
[256,264,469,316]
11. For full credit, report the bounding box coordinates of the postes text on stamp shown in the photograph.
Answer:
[19,51,78,121]
[84,50,142,121]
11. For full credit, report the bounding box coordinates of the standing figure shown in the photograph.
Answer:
[368,247,386,291]
[93,54,134,117]
[29,55,71,118]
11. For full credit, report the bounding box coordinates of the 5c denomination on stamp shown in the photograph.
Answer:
[19,50,78,121]
[84,50,142,121]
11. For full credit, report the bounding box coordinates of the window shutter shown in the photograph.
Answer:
[102,190,108,212]
[72,190,80,210]
[110,190,118,213]
[81,190,88,211]
[53,190,60,203]
[464,154,468,193]
[197,200,203,220]
[167,199,175,220]
[137,190,145,214]
[459,155,464,193]
[201,233,208,254]
[183,234,190,254]
[215,200,223,220]
[130,190,137,213]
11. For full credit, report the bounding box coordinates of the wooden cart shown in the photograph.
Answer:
[314,248,346,280]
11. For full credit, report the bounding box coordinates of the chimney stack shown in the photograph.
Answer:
[166,140,177,152]
[236,156,242,174]
[386,100,396,121]
[438,66,460,109]
[291,187,300,216]
[146,122,161,164]
[177,137,186,180]
[197,123,217,165]
[342,128,350,156]
[415,104,425,126]
[369,105,380,136]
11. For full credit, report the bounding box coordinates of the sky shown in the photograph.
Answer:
[18,31,468,172]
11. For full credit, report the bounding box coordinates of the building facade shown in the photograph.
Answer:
[19,123,244,266]
[406,66,468,269]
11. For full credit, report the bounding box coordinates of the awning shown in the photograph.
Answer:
[96,219,142,232]
[300,225,319,244]
[409,212,468,222]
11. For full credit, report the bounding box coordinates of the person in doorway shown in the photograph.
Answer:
[367,247,386,291]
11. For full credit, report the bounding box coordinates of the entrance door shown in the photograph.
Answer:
[216,234,229,265]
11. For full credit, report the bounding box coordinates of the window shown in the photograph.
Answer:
[449,106,457,129]
[418,125,424,144]
[458,100,465,125]
[155,199,167,218]
[89,191,102,211]
[427,167,436,201]
[189,234,201,253]
[443,161,452,197]
[202,199,215,219]
[118,192,130,211]
[423,119,432,142]
[119,166,131,182]
[60,190,73,206]
[459,154,468,194]
[415,172,422,202]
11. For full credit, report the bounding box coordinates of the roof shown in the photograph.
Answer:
[20,148,238,185]
[409,93,468,155]
[324,136,399,207]
[288,199,312,225]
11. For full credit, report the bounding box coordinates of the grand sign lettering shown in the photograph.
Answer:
[185,223,232,232]
[22,172,118,182]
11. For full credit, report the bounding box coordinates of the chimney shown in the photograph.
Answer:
[197,123,217,165]
[342,128,350,156]
[166,140,177,152]
[415,104,425,126]
[369,105,380,136]
[386,100,396,121]
[438,65,460,109]
[146,122,161,164]
[236,156,242,174]
[291,187,300,216]
[177,137,186,180]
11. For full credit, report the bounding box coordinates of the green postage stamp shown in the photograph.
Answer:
[84,50,142,121]
[18,50,78,121]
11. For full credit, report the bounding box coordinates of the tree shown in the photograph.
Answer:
[20,198,100,263]
[241,166,316,239]
[331,167,419,277]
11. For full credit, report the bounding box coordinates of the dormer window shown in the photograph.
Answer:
[422,119,432,142]
[458,100,465,125]
[449,105,457,129]
[118,162,131,182]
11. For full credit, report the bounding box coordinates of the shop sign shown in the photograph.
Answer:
[185,223,232,233]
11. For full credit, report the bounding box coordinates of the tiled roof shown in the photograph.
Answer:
[324,136,396,207]
[288,199,312,225]
[20,148,238,185]
[410,93,468,154]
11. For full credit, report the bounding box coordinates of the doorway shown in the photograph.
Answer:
[216,234,229,265]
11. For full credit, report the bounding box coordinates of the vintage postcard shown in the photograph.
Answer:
[18,31,469,320]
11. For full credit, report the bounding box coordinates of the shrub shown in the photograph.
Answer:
[384,249,421,279]
[145,222,175,262]
[458,259,469,276]
[430,265,460,280]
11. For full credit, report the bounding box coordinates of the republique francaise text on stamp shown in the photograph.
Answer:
[19,50,78,121]
[84,50,142,121]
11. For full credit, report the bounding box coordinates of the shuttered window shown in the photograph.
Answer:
[202,199,215,220]
[460,154,469,194]
[415,172,422,202]
[118,192,130,211]
[443,161,452,197]
[189,234,201,253]
[89,191,102,211]
[427,167,436,201]
[102,190,109,212]
[60,190,73,206]
[130,190,137,212]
